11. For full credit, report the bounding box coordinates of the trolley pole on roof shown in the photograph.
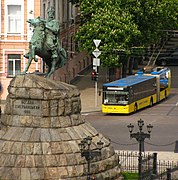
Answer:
[92,39,101,107]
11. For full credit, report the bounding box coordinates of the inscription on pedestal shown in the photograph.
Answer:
[13,99,41,116]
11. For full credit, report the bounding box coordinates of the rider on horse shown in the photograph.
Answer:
[24,6,61,64]
[23,6,67,78]
[45,6,61,62]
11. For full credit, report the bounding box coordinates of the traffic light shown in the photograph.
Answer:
[91,70,95,81]
[91,70,98,81]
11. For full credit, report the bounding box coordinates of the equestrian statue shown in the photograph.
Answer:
[22,6,67,78]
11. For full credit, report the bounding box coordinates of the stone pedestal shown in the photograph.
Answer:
[0,74,121,179]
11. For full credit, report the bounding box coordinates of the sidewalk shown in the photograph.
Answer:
[72,67,106,113]
[79,87,102,113]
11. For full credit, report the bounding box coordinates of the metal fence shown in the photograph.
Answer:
[117,151,178,180]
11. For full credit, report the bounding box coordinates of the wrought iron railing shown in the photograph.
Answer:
[117,151,178,180]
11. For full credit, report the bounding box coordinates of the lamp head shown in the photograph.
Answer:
[85,136,92,145]
[127,123,134,133]
[97,140,104,150]
[79,140,85,151]
[138,118,144,131]
[147,124,153,134]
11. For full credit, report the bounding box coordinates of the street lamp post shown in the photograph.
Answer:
[127,119,153,180]
[79,136,103,180]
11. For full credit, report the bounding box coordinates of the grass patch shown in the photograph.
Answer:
[121,172,138,180]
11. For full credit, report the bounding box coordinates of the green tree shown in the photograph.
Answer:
[76,0,140,67]
[123,0,178,45]
[75,0,178,68]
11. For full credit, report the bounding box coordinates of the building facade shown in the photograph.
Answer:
[0,0,92,101]
[0,0,41,100]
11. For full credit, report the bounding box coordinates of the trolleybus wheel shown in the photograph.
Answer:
[134,104,137,112]
[150,98,153,107]
[165,90,167,99]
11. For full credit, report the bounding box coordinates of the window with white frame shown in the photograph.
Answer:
[8,54,21,77]
[7,5,21,33]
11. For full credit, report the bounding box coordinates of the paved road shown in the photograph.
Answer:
[78,66,178,152]
[84,88,178,152]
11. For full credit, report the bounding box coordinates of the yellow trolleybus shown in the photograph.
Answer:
[102,67,171,114]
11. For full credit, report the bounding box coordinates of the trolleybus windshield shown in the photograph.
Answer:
[103,90,129,105]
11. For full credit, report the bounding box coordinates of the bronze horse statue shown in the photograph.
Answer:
[22,17,67,78]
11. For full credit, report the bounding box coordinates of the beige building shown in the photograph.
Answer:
[0,0,92,101]
[0,0,41,100]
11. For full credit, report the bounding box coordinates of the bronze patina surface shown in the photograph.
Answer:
[23,6,67,78]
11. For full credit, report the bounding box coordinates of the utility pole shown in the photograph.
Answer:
[92,39,101,107]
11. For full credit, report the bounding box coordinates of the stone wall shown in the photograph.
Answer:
[0,74,122,180]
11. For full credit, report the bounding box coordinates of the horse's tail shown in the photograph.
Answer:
[60,48,67,59]
[56,48,67,69]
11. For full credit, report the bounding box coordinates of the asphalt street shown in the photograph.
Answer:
[73,66,178,159]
